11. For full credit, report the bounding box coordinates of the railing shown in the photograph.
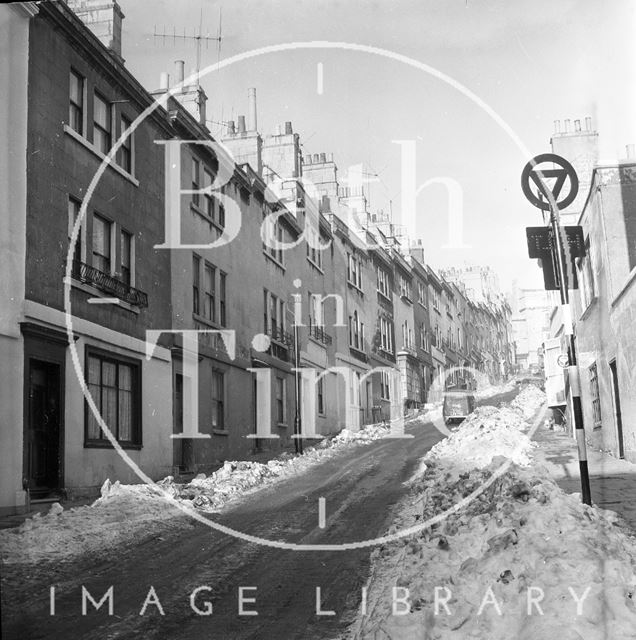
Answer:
[266,324,295,347]
[308,321,332,346]
[264,325,294,362]
[349,345,368,363]
[374,346,396,363]
[72,261,148,308]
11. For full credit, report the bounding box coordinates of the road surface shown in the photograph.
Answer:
[1,389,517,640]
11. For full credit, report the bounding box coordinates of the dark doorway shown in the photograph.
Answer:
[27,359,62,499]
[609,360,625,459]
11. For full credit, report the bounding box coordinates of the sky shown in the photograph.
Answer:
[117,0,636,292]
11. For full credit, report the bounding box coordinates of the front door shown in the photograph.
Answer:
[27,359,62,499]
[609,360,625,459]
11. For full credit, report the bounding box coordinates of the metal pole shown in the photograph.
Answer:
[548,203,592,505]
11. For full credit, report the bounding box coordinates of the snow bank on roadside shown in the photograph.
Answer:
[0,480,191,564]
[0,413,425,564]
[352,387,636,640]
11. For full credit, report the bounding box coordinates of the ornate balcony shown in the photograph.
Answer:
[308,321,332,346]
[72,261,148,308]
[265,324,295,361]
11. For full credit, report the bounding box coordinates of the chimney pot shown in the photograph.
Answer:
[313,154,320,163]
[159,72,170,90]
[574,119,581,132]
[328,152,334,162]
[627,144,636,159]
[554,120,561,134]
[237,115,246,134]
[319,152,327,163]
[585,116,592,131]
[247,87,257,132]
[227,120,236,135]
[284,121,293,135]
[174,60,185,89]
[305,155,312,165]
[564,119,571,133]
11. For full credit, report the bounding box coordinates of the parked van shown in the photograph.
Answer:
[442,390,476,425]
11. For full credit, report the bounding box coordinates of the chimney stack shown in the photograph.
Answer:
[247,87,258,132]
[174,60,185,89]
[237,115,246,134]
[67,0,125,60]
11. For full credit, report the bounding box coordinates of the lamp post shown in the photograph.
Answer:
[293,320,303,455]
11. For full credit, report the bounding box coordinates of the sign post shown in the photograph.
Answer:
[521,153,592,506]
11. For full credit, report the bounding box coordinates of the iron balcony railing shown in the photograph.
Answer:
[72,260,149,308]
[264,324,295,362]
[266,324,295,347]
[308,321,332,346]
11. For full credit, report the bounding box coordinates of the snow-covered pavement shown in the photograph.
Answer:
[351,386,636,640]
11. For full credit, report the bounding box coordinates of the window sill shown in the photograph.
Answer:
[400,294,413,304]
[66,276,140,314]
[579,297,598,322]
[84,441,142,450]
[347,281,364,295]
[277,423,288,428]
[193,313,222,329]
[307,257,324,273]
[213,429,229,436]
[64,124,139,187]
[190,202,225,234]
[263,250,285,271]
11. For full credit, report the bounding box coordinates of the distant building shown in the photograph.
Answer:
[441,265,501,305]
[510,287,553,372]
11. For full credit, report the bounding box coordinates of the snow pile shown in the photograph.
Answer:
[171,421,398,511]
[353,389,636,640]
[422,385,545,475]
[475,379,516,400]
[511,384,546,419]
[0,480,190,564]
[424,405,535,474]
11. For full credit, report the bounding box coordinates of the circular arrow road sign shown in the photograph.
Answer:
[556,354,569,368]
[521,153,579,211]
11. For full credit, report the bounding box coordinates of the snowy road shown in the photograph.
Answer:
[2,389,517,640]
